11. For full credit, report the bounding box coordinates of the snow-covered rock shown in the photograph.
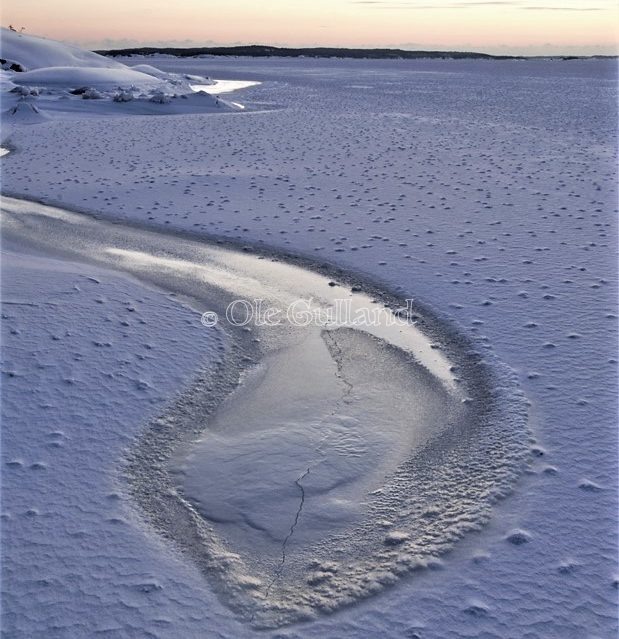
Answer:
[3,98,49,124]
[0,27,124,71]
[81,87,104,100]
[113,89,134,102]
[149,90,172,104]
[0,30,238,119]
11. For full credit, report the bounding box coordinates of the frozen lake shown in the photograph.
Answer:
[2,53,617,638]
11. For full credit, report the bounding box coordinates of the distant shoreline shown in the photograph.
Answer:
[97,45,617,61]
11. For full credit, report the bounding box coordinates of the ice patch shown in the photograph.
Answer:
[191,79,261,94]
[0,195,531,629]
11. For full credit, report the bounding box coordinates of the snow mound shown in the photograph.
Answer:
[130,63,175,80]
[3,99,49,124]
[0,27,124,71]
[0,31,248,123]
[13,66,165,90]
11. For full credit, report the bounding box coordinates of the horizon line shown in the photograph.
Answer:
[93,42,619,59]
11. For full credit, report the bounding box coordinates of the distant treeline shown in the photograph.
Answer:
[97,45,524,60]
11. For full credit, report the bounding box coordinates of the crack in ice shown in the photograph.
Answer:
[260,330,355,605]
[324,330,354,405]
[260,466,311,608]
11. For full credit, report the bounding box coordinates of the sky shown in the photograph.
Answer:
[2,0,618,56]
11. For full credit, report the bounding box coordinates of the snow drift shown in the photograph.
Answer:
[0,27,125,71]
[13,66,166,90]
[0,28,234,120]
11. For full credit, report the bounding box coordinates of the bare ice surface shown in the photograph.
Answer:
[191,79,261,94]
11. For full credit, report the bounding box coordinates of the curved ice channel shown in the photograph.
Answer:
[1,195,530,628]
[191,79,261,95]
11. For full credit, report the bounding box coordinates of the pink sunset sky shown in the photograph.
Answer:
[3,0,618,55]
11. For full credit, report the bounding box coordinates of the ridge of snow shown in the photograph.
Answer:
[0,27,124,71]
[13,66,166,89]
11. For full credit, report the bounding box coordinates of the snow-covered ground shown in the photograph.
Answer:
[1,32,618,638]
